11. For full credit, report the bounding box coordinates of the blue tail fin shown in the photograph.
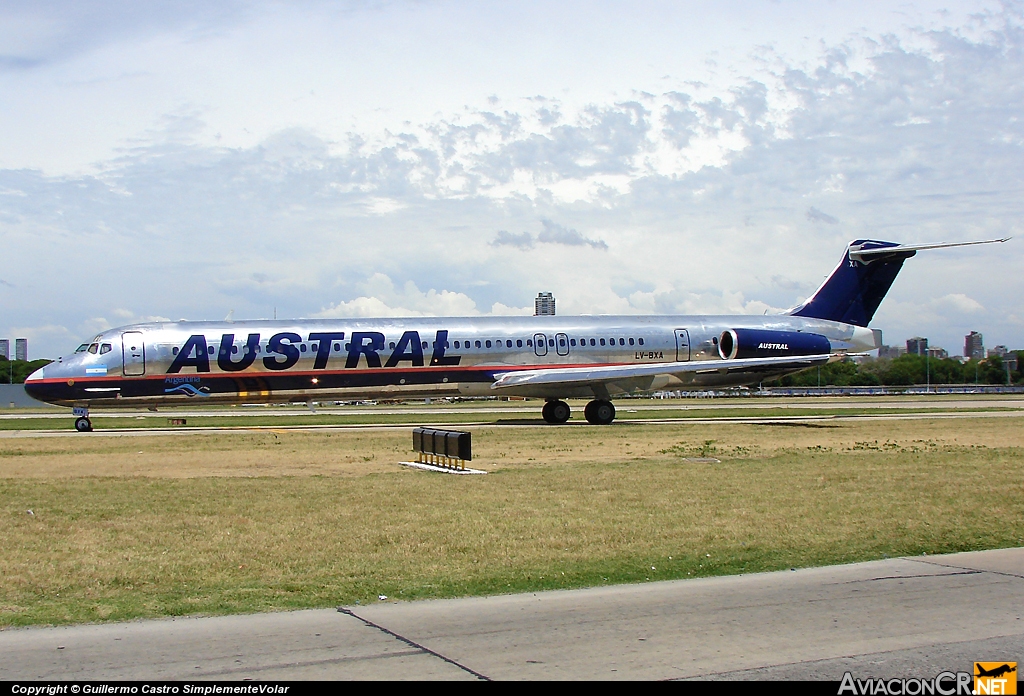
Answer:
[788,240,916,327]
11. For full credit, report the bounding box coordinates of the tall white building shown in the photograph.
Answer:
[534,292,555,316]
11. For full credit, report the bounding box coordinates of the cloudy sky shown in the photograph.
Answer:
[2,0,1023,359]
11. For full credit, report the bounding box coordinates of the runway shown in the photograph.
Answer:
[3,397,1023,420]
[2,548,1021,680]
[3,397,1024,438]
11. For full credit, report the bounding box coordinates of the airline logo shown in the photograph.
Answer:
[974,663,1017,695]
[757,342,789,350]
[168,330,461,374]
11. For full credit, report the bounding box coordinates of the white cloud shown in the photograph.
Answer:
[316,275,481,318]
[1,2,1023,357]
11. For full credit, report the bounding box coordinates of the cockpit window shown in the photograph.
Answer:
[88,343,99,354]
[100,344,112,354]
[76,344,89,353]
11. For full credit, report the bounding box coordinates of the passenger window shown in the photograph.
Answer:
[628,338,634,346]
[506,340,512,348]
[517,339,523,348]
[88,343,99,354]
[334,343,341,351]
[559,338,566,347]
[454,341,460,349]
[619,338,625,346]
[345,343,351,350]
[486,340,492,348]
[422,342,428,349]
[231,345,239,354]
[590,339,596,346]
[548,339,554,347]
[172,347,179,355]
[475,340,481,348]
[600,339,606,346]
[639,338,645,346]
[100,344,112,354]
[207,346,214,354]
[389,342,396,349]
[526,339,532,346]
[300,344,307,353]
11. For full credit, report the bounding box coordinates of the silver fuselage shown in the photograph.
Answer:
[25,314,876,408]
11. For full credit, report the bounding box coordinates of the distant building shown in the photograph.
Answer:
[878,345,906,359]
[987,345,1009,359]
[927,347,948,360]
[14,338,26,362]
[0,339,7,360]
[906,337,928,356]
[535,292,555,316]
[1006,353,1019,372]
[964,331,984,360]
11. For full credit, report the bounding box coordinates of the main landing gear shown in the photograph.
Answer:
[584,399,615,425]
[542,399,571,424]
[73,407,93,432]
[541,399,616,425]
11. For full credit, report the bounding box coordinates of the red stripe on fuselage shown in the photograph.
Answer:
[30,361,638,385]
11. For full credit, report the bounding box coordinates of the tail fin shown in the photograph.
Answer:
[788,238,1009,327]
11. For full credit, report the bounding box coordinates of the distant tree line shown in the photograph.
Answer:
[0,357,52,384]
[764,352,1024,387]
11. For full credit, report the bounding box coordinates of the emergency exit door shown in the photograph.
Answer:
[674,329,690,362]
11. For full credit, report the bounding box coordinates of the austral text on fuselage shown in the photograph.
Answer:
[167,330,461,373]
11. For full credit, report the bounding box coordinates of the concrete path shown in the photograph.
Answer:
[2,548,1021,681]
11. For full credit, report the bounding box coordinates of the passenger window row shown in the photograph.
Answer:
[170,336,648,356]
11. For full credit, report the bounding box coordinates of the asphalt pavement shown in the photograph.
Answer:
[2,548,1021,681]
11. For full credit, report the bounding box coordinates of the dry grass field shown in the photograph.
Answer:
[1,413,1022,627]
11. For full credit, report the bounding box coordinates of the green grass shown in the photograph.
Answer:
[1,418,1022,626]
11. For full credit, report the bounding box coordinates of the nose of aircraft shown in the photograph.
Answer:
[23,365,47,401]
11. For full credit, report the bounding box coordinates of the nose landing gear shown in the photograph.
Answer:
[73,407,93,432]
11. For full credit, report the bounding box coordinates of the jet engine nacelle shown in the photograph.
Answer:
[718,329,831,360]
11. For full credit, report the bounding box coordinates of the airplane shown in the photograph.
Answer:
[24,237,1008,432]
[975,664,1016,679]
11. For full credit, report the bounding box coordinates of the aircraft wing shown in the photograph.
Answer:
[490,353,833,391]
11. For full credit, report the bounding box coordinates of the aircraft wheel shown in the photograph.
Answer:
[549,400,570,423]
[585,399,615,425]
[542,400,570,424]
[75,417,93,433]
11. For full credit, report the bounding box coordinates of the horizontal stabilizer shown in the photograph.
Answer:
[848,237,1009,263]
